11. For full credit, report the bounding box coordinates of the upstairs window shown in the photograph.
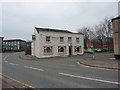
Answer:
[60,37,64,43]
[46,36,50,42]
[76,37,79,43]
[68,37,72,43]
[32,35,36,40]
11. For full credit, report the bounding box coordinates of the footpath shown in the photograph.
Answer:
[79,53,120,70]
[1,74,36,89]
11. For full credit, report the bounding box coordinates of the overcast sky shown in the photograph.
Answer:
[2,2,118,40]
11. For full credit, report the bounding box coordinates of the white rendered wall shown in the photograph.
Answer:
[32,30,84,58]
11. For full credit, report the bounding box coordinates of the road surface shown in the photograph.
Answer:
[2,52,119,88]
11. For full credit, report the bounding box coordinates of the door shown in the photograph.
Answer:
[69,46,72,56]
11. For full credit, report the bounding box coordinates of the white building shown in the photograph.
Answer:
[32,27,84,58]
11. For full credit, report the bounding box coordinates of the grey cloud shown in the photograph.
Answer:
[2,2,118,40]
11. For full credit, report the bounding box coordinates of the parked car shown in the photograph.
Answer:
[94,49,102,52]
[84,48,94,53]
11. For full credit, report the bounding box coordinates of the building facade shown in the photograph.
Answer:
[0,37,3,53]
[86,39,113,50]
[112,16,120,59]
[32,27,84,58]
[25,41,32,55]
[3,39,26,52]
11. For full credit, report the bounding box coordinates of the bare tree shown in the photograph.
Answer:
[77,17,113,50]
[78,27,89,49]
[78,27,96,49]
[95,17,113,50]
[95,24,106,49]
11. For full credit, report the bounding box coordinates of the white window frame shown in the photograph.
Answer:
[76,37,79,43]
[60,37,64,43]
[68,37,72,43]
[44,46,53,55]
[58,46,66,53]
[46,36,51,42]
[74,46,81,52]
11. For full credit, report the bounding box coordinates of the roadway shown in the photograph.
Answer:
[2,52,119,88]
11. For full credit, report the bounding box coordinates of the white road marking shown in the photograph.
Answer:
[3,53,19,66]
[9,63,19,66]
[3,57,7,61]
[59,73,120,85]
[4,61,8,63]
[24,66,44,71]
[109,58,115,60]
[9,63,14,65]
[15,64,19,66]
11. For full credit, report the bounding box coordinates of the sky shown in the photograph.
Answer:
[1,1,118,40]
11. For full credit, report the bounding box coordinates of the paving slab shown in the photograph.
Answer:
[0,74,36,89]
[79,54,120,70]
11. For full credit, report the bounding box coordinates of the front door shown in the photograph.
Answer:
[69,46,72,56]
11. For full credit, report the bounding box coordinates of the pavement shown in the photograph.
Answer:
[1,74,36,89]
[2,52,119,88]
[78,53,120,70]
[20,52,120,70]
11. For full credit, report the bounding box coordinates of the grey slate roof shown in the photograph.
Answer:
[35,27,83,35]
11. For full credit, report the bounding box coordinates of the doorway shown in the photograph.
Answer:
[69,46,72,56]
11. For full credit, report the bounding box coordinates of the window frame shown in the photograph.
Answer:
[44,46,53,55]
[76,37,80,43]
[60,37,64,43]
[46,36,51,42]
[74,46,81,53]
[68,37,72,43]
[58,46,66,53]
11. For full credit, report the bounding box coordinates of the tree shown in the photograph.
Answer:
[102,17,113,51]
[95,17,113,50]
[95,24,106,49]
[77,17,113,50]
[78,27,95,49]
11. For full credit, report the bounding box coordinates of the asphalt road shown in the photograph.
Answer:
[2,52,119,88]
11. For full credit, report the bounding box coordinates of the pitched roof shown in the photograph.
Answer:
[0,35,4,38]
[35,27,83,35]
[0,37,4,39]
[111,16,120,22]
[3,39,26,42]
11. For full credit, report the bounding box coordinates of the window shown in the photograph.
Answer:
[68,37,72,43]
[44,46,53,54]
[46,36,50,42]
[58,46,66,52]
[32,35,36,40]
[75,46,81,52]
[76,37,79,43]
[18,41,20,44]
[60,37,64,43]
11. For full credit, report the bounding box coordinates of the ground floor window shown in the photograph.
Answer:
[74,46,81,52]
[44,46,53,54]
[58,46,66,53]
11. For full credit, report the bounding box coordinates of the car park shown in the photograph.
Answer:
[84,48,94,53]
[94,49,102,52]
